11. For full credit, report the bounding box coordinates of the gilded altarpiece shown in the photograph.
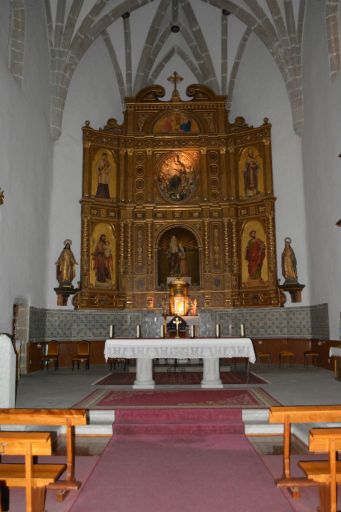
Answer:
[74,83,280,310]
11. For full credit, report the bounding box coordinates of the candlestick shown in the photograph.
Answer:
[160,325,165,338]
[190,325,196,338]
[228,321,232,337]
[109,325,114,339]
[240,323,245,337]
[215,323,220,338]
[136,324,141,338]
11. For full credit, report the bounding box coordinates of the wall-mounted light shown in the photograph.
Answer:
[0,188,4,205]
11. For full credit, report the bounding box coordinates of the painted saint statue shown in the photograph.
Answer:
[245,230,266,280]
[55,239,78,287]
[96,152,111,198]
[281,237,298,283]
[244,151,259,197]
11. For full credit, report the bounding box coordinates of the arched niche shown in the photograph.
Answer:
[157,227,200,288]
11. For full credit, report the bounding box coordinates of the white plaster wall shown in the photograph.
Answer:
[0,2,53,332]
[46,36,120,308]
[230,33,310,306]
[302,0,341,339]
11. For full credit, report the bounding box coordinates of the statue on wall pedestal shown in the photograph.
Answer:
[56,239,78,287]
[54,239,78,306]
[281,237,297,283]
[278,237,305,303]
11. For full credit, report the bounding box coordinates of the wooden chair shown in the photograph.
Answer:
[256,351,272,366]
[303,350,319,367]
[108,357,129,371]
[72,341,90,370]
[40,341,59,370]
[279,350,294,367]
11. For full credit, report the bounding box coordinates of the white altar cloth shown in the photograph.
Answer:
[104,337,255,389]
[329,347,341,358]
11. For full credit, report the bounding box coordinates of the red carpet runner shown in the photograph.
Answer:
[68,429,296,512]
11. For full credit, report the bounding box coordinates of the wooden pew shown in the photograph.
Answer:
[0,409,87,500]
[268,405,341,498]
[299,428,341,512]
[0,431,66,512]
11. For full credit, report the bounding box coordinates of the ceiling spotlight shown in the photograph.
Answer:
[122,12,130,19]
[171,25,180,33]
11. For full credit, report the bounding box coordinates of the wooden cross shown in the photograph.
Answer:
[167,71,183,100]
[172,317,181,338]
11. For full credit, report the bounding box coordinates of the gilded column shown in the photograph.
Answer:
[200,149,208,201]
[231,219,238,274]
[127,220,132,275]
[81,213,90,287]
[267,208,276,286]
[147,221,153,274]
[263,137,272,194]
[146,149,153,203]
[119,148,126,202]
[223,218,229,272]
[220,147,227,201]
[127,148,134,202]
[119,221,125,275]
[228,141,236,199]
[204,219,209,273]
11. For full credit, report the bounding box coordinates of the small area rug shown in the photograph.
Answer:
[73,387,280,409]
[94,370,267,386]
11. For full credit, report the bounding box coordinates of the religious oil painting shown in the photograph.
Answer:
[153,112,200,134]
[91,149,117,199]
[90,222,116,288]
[157,151,199,203]
[241,220,268,286]
[157,227,200,288]
[238,146,264,198]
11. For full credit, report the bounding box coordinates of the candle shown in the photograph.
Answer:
[136,324,141,338]
[160,325,165,338]
[109,325,114,339]
[215,323,220,338]
[191,325,196,338]
[240,323,245,337]
[228,321,232,336]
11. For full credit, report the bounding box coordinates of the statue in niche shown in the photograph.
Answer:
[244,151,259,197]
[92,234,113,284]
[55,239,78,288]
[178,242,188,276]
[95,152,111,198]
[281,237,298,283]
[245,230,266,280]
[168,235,180,276]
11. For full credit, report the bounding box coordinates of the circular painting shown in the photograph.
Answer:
[157,151,199,202]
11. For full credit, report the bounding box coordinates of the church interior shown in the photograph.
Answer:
[1,0,341,511]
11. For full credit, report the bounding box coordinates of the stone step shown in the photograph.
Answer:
[115,408,242,424]
[113,422,244,435]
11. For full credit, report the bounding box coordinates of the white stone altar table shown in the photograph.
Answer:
[104,337,256,389]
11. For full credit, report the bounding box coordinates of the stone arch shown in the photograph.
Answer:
[325,0,341,79]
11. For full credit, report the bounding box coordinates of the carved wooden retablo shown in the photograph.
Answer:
[74,81,279,310]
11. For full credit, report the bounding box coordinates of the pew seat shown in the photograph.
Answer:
[0,432,66,512]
